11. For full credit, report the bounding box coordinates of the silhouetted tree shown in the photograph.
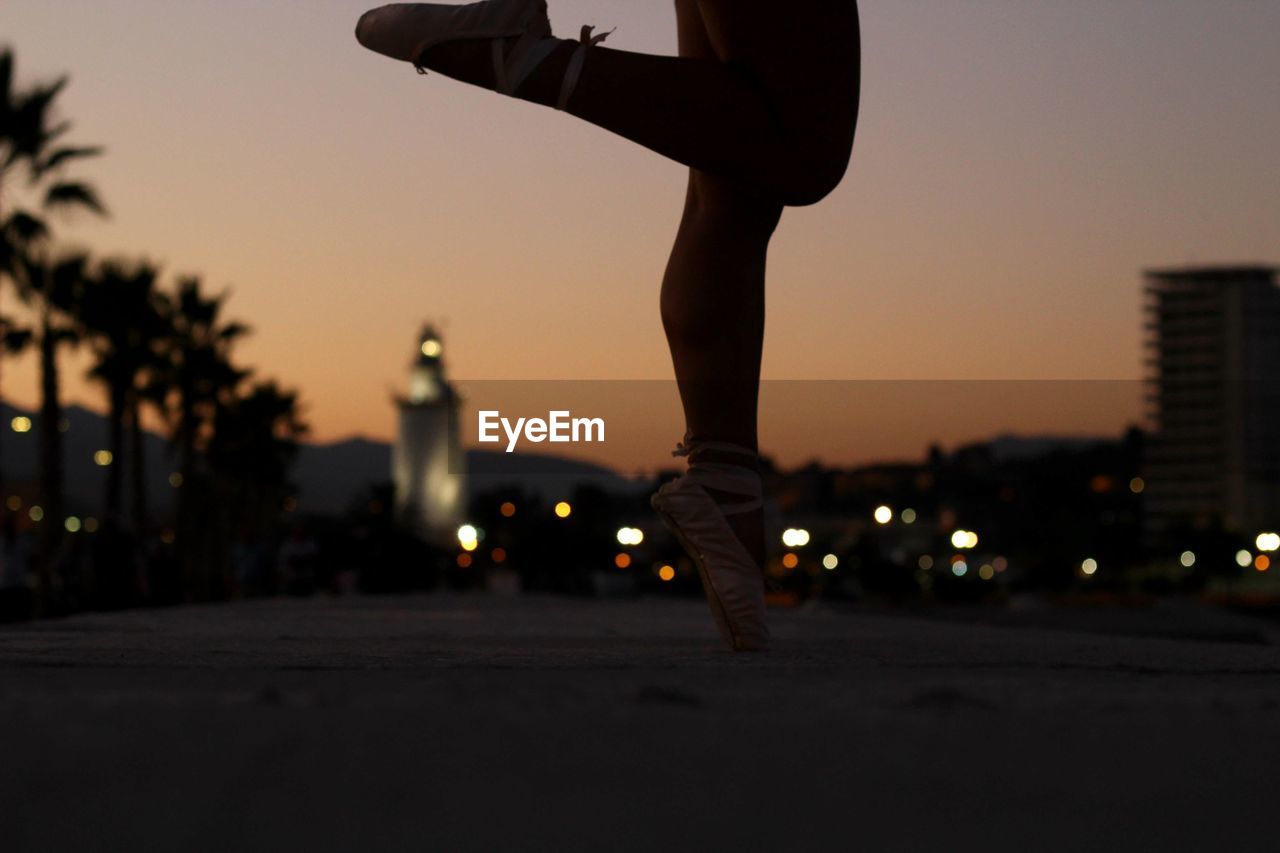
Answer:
[154,277,250,598]
[0,48,104,513]
[78,259,166,531]
[7,249,89,604]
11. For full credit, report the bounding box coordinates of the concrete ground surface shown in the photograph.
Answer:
[3,594,1279,852]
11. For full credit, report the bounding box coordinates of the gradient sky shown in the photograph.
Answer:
[1,0,1276,471]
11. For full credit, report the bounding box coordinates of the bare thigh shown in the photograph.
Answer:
[691,0,861,184]
[675,0,792,214]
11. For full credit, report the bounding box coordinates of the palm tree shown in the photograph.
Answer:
[155,277,250,599]
[7,249,89,600]
[209,381,308,593]
[0,49,104,219]
[78,259,166,530]
[1,48,105,507]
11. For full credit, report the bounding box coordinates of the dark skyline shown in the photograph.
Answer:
[1,0,1276,462]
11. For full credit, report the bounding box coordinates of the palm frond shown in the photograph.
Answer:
[36,145,104,175]
[43,181,108,216]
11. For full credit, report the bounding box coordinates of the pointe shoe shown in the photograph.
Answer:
[651,436,770,652]
[356,1,612,109]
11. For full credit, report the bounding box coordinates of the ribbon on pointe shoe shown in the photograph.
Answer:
[671,434,763,515]
[556,25,615,110]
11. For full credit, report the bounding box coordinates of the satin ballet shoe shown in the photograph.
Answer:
[356,0,612,110]
[651,435,770,652]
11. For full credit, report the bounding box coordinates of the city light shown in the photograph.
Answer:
[491,548,507,564]
[615,553,631,569]
[1180,551,1196,568]
[1236,550,1254,568]
[782,553,799,570]
[28,506,44,522]
[979,564,995,581]
[1255,533,1280,553]
[169,472,183,488]
[781,528,810,548]
[658,565,676,582]
[952,561,968,577]
[10,417,32,434]
[951,530,978,549]
[500,502,517,518]
[822,554,839,571]
[918,555,934,570]
[5,496,20,511]
[1081,558,1099,576]
[457,525,481,554]
[94,450,113,467]
[1256,555,1271,573]
[421,338,443,358]
[993,556,1009,573]
[1129,477,1146,494]
[456,553,472,568]
[901,508,918,524]
[65,517,82,533]
[617,527,644,546]
[874,506,893,525]
[555,502,572,519]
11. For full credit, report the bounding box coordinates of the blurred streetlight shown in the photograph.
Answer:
[781,528,810,548]
[617,527,644,546]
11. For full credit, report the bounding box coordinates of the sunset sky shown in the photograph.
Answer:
[2,0,1276,471]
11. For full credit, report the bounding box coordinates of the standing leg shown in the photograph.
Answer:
[658,0,784,573]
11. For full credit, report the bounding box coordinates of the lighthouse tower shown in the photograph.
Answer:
[392,325,464,544]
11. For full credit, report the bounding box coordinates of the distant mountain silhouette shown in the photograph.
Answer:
[296,437,645,515]
[2,403,642,519]
[1,402,178,518]
[2,403,1114,519]
[985,433,1110,463]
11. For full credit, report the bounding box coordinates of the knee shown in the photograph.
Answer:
[685,173,784,236]
[777,146,852,208]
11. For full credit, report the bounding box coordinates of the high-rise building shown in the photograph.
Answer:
[1142,266,1280,541]
[392,325,465,544]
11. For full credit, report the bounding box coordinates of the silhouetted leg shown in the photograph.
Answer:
[416,0,861,206]
[660,171,781,570]
[653,3,789,572]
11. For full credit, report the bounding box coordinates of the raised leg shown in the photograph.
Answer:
[408,0,860,206]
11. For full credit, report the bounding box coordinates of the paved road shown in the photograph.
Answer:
[3,595,1279,852]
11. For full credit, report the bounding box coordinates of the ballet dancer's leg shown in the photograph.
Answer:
[388,0,861,206]
[656,0,788,572]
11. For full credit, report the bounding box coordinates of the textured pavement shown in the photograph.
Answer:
[3,594,1280,852]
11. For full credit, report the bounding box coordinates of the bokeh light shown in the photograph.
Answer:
[616,527,644,546]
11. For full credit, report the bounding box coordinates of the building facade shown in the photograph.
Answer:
[392,326,465,544]
[1142,266,1280,541]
